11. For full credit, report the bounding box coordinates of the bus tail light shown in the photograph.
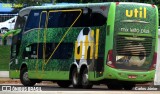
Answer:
[107,50,115,68]
[150,52,157,70]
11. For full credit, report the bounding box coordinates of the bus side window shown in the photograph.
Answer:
[40,12,47,28]
[48,12,61,28]
[24,10,41,31]
[47,11,81,28]
[52,43,73,59]
[90,13,106,26]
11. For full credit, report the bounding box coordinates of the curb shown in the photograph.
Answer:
[0,71,9,77]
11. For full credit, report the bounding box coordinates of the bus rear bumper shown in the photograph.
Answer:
[104,66,155,82]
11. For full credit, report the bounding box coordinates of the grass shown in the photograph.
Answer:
[0,45,10,71]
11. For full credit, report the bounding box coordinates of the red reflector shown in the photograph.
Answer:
[128,75,137,79]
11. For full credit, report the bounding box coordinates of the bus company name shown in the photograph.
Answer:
[74,29,99,59]
[126,7,146,18]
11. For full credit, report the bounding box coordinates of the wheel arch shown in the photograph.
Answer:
[20,62,28,71]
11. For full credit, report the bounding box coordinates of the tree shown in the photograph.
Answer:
[14,0,51,6]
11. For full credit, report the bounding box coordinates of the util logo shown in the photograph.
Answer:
[125,7,147,18]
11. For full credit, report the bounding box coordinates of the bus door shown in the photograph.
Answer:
[88,27,106,80]
[85,7,108,80]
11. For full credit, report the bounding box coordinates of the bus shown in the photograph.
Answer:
[8,2,158,90]
[154,27,160,85]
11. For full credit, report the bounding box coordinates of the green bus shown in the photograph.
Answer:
[8,2,158,90]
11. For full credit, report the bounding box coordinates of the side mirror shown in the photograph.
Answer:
[2,29,21,45]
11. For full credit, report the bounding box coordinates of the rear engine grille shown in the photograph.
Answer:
[116,36,152,57]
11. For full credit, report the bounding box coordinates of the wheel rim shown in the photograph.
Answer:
[73,71,78,84]
[82,70,89,85]
[23,72,29,82]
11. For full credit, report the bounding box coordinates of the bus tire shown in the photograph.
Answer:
[57,81,71,88]
[20,67,36,86]
[71,68,82,88]
[81,68,93,89]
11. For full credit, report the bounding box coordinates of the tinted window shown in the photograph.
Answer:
[24,9,107,30]
[23,43,73,59]
[24,10,41,31]
[47,10,107,28]
[40,12,47,28]
[14,15,27,30]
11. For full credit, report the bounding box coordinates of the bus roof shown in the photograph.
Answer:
[19,2,112,17]
[20,2,111,11]
[18,2,154,17]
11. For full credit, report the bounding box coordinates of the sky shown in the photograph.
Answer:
[0,3,13,12]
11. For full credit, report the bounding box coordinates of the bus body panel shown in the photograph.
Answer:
[104,65,155,82]
[15,24,107,80]
[103,3,158,82]
[89,2,116,81]
[113,3,158,71]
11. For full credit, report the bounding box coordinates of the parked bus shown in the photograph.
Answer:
[8,2,158,90]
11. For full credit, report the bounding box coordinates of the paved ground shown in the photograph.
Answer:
[0,77,159,94]
[0,84,159,94]
[0,91,159,94]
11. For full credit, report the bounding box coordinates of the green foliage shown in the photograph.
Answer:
[0,46,10,71]
[55,0,157,3]
[15,0,51,6]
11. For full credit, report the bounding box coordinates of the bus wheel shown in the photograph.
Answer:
[57,81,71,88]
[81,68,93,89]
[20,67,36,86]
[71,68,81,88]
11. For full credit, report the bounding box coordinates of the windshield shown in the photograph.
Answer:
[14,15,27,30]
